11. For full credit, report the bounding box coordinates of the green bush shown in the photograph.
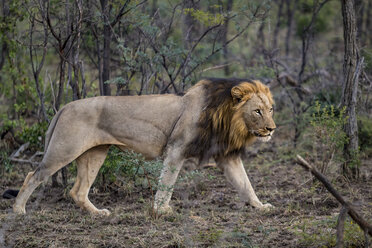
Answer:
[0,115,48,151]
[17,121,49,150]
[361,48,372,72]
[293,216,365,247]
[295,0,337,37]
[0,150,13,175]
[95,147,163,191]
[358,115,372,156]
[299,102,349,173]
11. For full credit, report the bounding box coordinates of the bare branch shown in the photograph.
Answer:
[110,0,147,27]
[296,155,372,237]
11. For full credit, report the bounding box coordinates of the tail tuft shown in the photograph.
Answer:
[2,189,19,199]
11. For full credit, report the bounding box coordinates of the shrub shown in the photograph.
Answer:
[0,115,48,151]
[358,115,372,157]
[95,147,163,191]
[293,216,365,247]
[304,102,348,173]
[16,121,49,150]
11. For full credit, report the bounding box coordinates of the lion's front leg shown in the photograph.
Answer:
[216,156,272,209]
[154,148,184,215]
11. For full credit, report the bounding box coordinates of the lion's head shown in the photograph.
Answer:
[185,78,276,161]
[230,81,276,143]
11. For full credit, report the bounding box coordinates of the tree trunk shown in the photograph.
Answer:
[273,0,284,49]
[55,58,65,111]
[222,0,233,76]
[285,0,298,56]
[340,0,360,179]
[100,0,111,96]
[0,0,9,71]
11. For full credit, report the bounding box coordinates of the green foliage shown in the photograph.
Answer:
[0,150,13,175]
[310,102,348,170]
[0,115,48,150]
[361,48,372,72]
[293,216,366,247]
[245,65,276,79]
[96,147,163,190]
[194,227,223,245]
[230,230,253,247]
[310,102,348,153]
[296,102,349,173]
[295,0,337,37]
[17,121,49,150]
[313,88,343,106]
[0,114,20,132]
[184,7,225,26]
[358,115,372,156]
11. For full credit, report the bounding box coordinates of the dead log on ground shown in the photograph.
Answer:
[296,155,372,237]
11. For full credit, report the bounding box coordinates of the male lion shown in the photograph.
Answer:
[9,78,276,216]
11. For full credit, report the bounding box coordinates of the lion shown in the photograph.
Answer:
[9,78,276,216]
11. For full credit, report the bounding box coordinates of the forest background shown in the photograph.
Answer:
[0,0,371,247]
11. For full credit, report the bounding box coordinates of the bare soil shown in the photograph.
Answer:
[1,143,371,248]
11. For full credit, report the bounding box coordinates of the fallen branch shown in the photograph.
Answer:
[296,155,372,237]
[10,142,30,159]
[9,158,39,166]
[9,151,43,167]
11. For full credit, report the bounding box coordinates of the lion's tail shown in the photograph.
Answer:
[2,108,65,199]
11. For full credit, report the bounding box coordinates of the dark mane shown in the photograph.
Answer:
[184,78,257,163]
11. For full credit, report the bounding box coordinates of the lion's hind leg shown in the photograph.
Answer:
[69,145,111,216]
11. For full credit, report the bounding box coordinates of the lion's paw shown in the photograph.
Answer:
[13,205,26,215]
[261,203,274,209]
[153,205,173,216]
[250,201,274,210]
[92,208,111,216]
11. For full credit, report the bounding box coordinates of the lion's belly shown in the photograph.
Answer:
[105,118,169,159]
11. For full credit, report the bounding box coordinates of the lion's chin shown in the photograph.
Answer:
[256,135,272,142]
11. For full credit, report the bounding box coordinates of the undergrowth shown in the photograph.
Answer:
[94,146,163,191]
[292,216,366,247]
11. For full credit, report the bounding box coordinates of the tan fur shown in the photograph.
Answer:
[13,78,276,216]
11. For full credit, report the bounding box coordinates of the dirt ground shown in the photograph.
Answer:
[1,142,371,248]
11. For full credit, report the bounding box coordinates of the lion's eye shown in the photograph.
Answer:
[269,108,273,113]
[255,109,262,115]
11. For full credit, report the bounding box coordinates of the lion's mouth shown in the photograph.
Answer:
[254,133,270,137]
[252,131,274,142]
[253,131,271,137]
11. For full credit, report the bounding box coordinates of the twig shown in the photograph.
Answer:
[199,62,236,73]
[142,166,159,219]
[10,142,30,159]
[296,155,372,237]
[9,158,39,166]
[30,151,44,161]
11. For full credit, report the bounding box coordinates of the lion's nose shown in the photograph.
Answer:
[266,127,276,132]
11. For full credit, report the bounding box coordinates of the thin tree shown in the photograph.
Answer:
[29,1,49,122]
[340,0,360,179]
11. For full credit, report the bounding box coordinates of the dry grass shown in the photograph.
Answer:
[1,143,371,248]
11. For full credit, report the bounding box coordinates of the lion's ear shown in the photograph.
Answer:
[231,84,253,102]
[231,86,244,102]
